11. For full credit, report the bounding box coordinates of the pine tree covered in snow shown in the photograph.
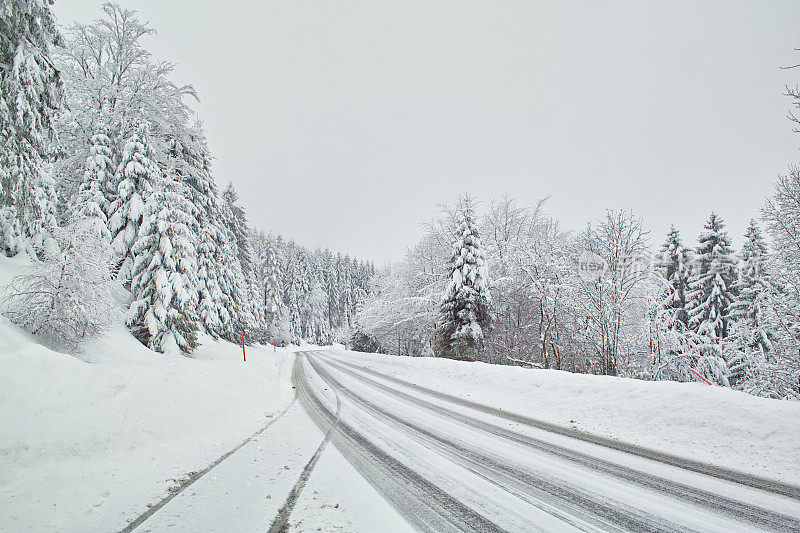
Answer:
[0,0,64,256]
[217,183,255,340]
[657,226,691,329]
[683,213,737,385]
[263,234,286,341]
[72,128,114,240]
[293,247,313,341]
[309,279,330,343]
[733,221,771,350]
[128,178,199,354]
[165,131,231,339]
[26,167,59,254]
[108,126,160,283]
[338,254,354,329]
[725,220,773,386]
[435,195,491,360]
[686,213,737,342]
[195,213,229,337]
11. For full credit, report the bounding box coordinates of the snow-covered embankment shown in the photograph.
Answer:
[0,255,295,532]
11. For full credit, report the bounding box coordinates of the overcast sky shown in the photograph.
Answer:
[54,1,800,265]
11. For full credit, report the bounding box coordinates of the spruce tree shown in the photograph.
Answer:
[733,220,770,349]
[286,250,302,342]
[221,182,259,335]
[322,250,340,330]
[72,128,114,240]
[0,0,64,256]
[128,178,199,354]
[727,220,773,385]
[657,226,691,328]
[686,213,737,342]
[338,254,354,328]
[222,183,255,274]
[26,168,58,253]
[264,235,286,341]
[436,195,491,360]
[216,186,255,340]
[108,126,160,283]
[166,133,230,338]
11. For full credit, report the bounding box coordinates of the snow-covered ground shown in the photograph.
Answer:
[324,349,800,485]
[0,255,297,532]
[133,391,412,533]
[3,244,799,531]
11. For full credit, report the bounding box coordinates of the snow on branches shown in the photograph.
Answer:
[1,218,118,352]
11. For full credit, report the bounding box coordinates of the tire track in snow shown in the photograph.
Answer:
[296,353,506,533]
[119,367,299,533]
[308,354,677,532]
[325,352,800,500]
[318,354,800,532]
[267,353,341,533]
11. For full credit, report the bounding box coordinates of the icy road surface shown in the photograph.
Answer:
[295,350,800,532]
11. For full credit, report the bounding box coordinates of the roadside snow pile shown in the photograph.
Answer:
[329,350,800,485]
[0,255,296,533]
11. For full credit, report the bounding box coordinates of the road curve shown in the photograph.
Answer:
[296,350,800,533]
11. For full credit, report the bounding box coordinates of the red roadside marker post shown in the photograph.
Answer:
[241,331,246,362]
[689,367,713,385]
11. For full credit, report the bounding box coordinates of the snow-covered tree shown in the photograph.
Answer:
[309,280,330,343]
[0,0,64,256]
[482,197,579,368]
[263,235,287,342]
[681,213,737,385]
[127,178,199,354]
[358,231,447,358]
[195,217,228,337]
[576,210,650,376]
[435,194,491,360]
[108,126,160,282]
[218,182,256,339]
[758,167,800,399]
[164,130,230,339]
[53,3,197,208]
[731,220,771,356]
[686,213,737,342]
[1,218,118,352]
[72,128,114,240]
[762,167,800,339]
[657,226,691,328]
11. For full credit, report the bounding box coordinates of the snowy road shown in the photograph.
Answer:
[297,350,800,532]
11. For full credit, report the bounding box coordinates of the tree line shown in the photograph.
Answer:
[357,184,800,400]
[0,2,373,353]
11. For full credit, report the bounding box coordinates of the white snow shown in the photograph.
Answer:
[287,443,415,533]
[0,255,297,532]
[325,349,800,485]
[3,240,799,531]
[134,396,411,533]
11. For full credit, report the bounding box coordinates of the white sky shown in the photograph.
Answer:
[54,1,800,264]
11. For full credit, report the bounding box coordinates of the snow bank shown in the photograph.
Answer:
[329,350,800,485]
[0,255,296,532]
